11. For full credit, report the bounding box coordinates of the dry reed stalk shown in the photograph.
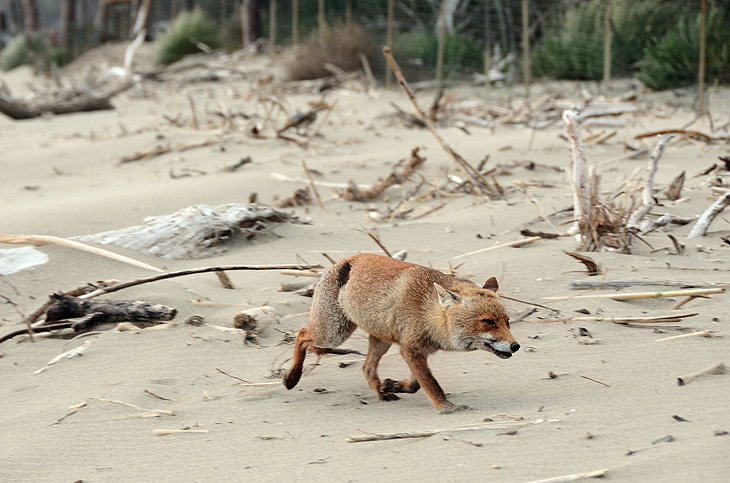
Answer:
[544,288,724,301]
[382,47,493,196]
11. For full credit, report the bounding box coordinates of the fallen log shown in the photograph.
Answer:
[75,203,307,259]
[44,293,177,326]
[0,32,143,120]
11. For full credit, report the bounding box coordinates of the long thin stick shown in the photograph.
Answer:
[79,264,323,299]
[655,330,712,342]
[544,288,724,302]
[450,236,543,260]
[526,468,608,483]
[382,47,492,196]
[521,313,698,324]
[347,419,534,443]
[0,234,163,272]
[302,160,325,211]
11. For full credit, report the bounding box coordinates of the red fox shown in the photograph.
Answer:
[283,253,519,412]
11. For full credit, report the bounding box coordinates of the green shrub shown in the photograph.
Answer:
[0,33,49,71]
[394,30,484,81]
[286,24,372,81]
[532,0,683,81]
[155,9,220,66]
[637,7,730,90]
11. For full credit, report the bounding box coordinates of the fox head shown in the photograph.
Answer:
[434,277,520,359]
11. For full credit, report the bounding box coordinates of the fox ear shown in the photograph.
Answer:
[434,283,461,309]
[483,277,499,292]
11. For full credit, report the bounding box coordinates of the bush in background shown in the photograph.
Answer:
[286,24,372,81]
[155,9,219,66]
[532,0,683,81]
[0,33,49,71]
[637,7,730,90]
[394,30,484,81]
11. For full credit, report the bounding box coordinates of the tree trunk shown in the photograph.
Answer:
[20,0,38,31]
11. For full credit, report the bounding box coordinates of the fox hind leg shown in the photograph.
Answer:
[283,325,314,389]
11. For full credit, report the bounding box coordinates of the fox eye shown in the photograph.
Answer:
[481,318,497,327]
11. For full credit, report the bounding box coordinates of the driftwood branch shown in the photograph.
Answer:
[79,264,323,299]
[0,32,143,120]
[526,468,608,483]
[569,280,726,290]
[627,134,674,228]
[521,313,697,324]
[687,192,730,238]
[677,362,725,386]
[562,110,589,232]
[544,288,724,301]
[382,46,494,196]
[0,234,163,272]
[347,419,535,443]
[341,147,426,201]
[75,204,306,259]
[634,129,725,144]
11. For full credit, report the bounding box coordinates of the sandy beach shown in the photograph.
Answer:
[1,45,729,482]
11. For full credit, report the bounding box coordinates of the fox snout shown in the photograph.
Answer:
[482,334,520,359]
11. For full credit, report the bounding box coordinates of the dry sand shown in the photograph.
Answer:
[1,46,729,482]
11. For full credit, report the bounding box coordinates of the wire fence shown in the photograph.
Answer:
[2,0,725,113]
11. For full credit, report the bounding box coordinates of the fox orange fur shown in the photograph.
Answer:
[283,254,519,412]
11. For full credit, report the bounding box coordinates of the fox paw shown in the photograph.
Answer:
[378,392,401,402]
[382,378,421,394]
[437,403,470,414]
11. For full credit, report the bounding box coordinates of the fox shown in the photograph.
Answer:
[282,253,520,413]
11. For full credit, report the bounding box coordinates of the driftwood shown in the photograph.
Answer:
[655,330,713,342]
[562,109,589,233]
[565,251,600,275]
[78,263,323,299]
[521,313,697,324]
[0,294,177,343]
[527,468,608,483]
[449,236,544,260]
[341,147,426,202]
[687,192,730,238]
[44,293,176,327]
[569,280,725,290]
[626,135,674,228]
[544,288,724,302]
[75,204,306,259]
[665,171,686,201]
[0,32,143,120]
[382,46,495,196]
[0,234,162,272]
[677,362,725,386]
[634,129,727,144]
[346,419,537,443]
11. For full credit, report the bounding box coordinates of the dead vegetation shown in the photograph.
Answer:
[285,24,373,81]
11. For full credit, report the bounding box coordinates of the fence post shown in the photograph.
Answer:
[698,0,707,115]
[386,0,394,89]
[292,0,299,45]
[318,0,325,34]
[602,0,612,94]
[269,0,277,49]
[483,0,491,98]
[436,0,447,92]
[346,0,352,26]
[521,0,530,98]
